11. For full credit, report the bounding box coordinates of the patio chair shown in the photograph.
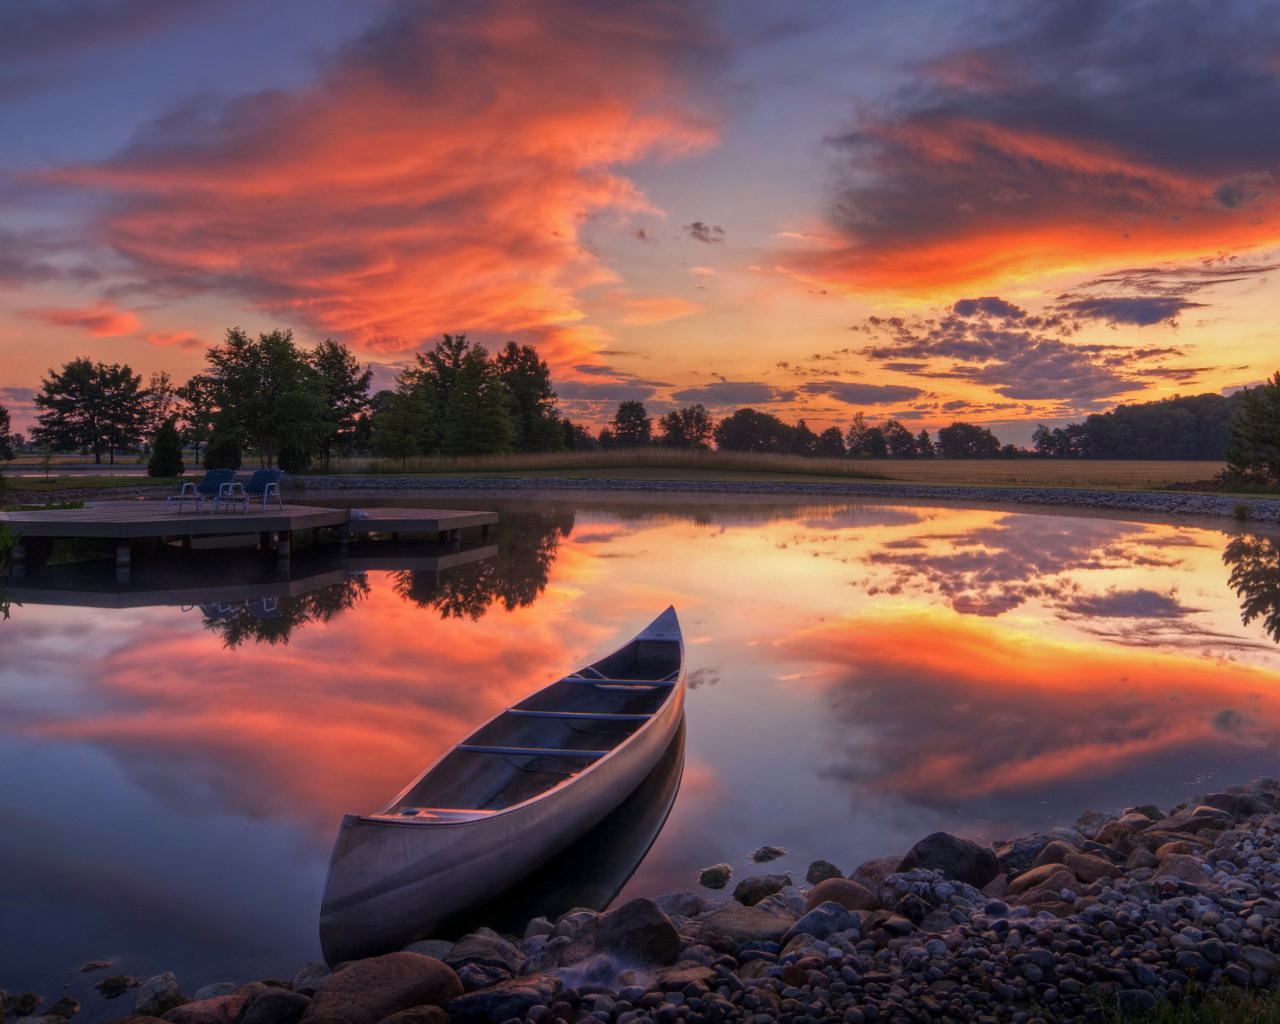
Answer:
[165,468,238,514]
[213,468,284,514]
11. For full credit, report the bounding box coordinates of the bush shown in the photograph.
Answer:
[277,443,312,474]
[147,418,185,477]
[203,433,243,470]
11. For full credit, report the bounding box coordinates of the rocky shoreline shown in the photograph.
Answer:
[10,779,1280,1024]
[6,476,1279,524]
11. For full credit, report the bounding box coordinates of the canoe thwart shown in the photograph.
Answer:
[457,744,609,758]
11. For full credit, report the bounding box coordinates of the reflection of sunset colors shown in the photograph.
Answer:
[785,607,1280,805]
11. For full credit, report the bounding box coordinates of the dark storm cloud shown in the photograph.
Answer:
[857,296,1189,404]
[555,381,659,402]
[683,221,724,243]
[800,381,924,405]
[0,0,220,61]
[1054,297,1205,326]
[670,381,793,405]
[571,364,671,387]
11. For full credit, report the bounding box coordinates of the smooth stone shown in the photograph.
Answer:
[1063,852,1123,883]
[805,861,843,886]
[1117,812,1156,832]
[803,878,876,915]
[135,975,188,1018]
[593,898,681,966]
[1007,863,1076,896]
[849,856,905,890]
[403,941,454,960]
[447,975,562,1024]
[162,996,248,1024]
[698,864,732,890]
[454,966,511,993]
[652,892,702,919]
[994,835,1055,877]
[1125,847,1158,870]
[235,991,309,1024]
[1074,811,1119,839]
[750,847,786,863]
[752,893,799,920]
[654,963,717,993]
[443,934,523,974]
[732,874,792,907]
[291,965,331,994]
[301,953,463,1024]
[782,902,858,945]
[898,832,999,889]
[1241,947,1280,973]
[193,987,238,1003]
[697,904,793,945]
[1152,854,1211,887]
[523,935,569,974]
[1029,841,1079,868]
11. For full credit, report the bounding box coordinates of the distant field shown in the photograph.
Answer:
[873,459,1230,490]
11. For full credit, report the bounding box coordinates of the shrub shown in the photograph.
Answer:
[203,433,243,470]
[147,418,185,477]
[278,443,313,474]
[1235,501,1254,521]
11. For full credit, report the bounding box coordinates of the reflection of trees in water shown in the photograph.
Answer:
[1224,534,1280,643]
[203,576,371,648]
[393,508,575,620]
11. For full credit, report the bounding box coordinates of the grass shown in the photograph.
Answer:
[1089,984,1280,1024]
[4,476,183,493]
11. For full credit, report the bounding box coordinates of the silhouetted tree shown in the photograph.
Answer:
[845,412,870,455]
[441,347,516,456]
[1224,534,1280,644]
[147,417,185,477]
[0,405,11,462]
[916,428,935,457]
[570,422,598,451]
[883,420,917,458]
[713,408,789,452]
[1226,373,1280,483]
[938,421,1001,458]
[861,426,888,458]
[815,426,846,458]
[791,419,818,456]
[33,357,147,464]
[611,400,652,447]
[373,389,436,465]
[310,339,372,468]
[1033,392,1245,459]
[658,404,712,449]
[177,373,218,463]
[495,341,563,453]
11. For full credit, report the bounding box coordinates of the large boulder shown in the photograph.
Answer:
[1006,862,1076,897]
[161,995,247,1024]
[290,966,331,996]
[1063,852,1123,884]
[803,878,876,914]
[782,902,859,945]
[300,953,462,1024]
[805,860,843,885]
[593,898,680,966]
[732,875,791,907]
[134,975,188,1018]
[235,990,310,1024]
[850,856,902,890]
[897,833,998,889]
[993,834,1055,878]
[446,975,561,1024]
[1152,854,1210,888]
[652,892,702,919]
[696,904,793,946]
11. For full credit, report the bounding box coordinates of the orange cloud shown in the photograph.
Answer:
[784,607,1280,804]
[143,330,205,349]
[786,118,1280,297]
[593,289,701,325]
[23,301,140,337]
[44,0,717,368]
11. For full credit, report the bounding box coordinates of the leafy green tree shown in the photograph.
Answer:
[815,426,846,458]
[713,407,789,452]
[0,405,11,462]
[204,327,328,468]
[33,357,147,464]
[658,404,712,449]
[571,422,598,450]
[373,389,436,465]
[883,419,917,458]
[309,339,372,469]
[597,426,616,449]
[494,341,563,452]
[177,374,218,463]
[147,417,186,477]
[1226,373,1280,482]
[916,428,935,457]
[397,333,472,441]
[611,400,652,447]
[142,371,181,440]
[203,433,242,470]
[937,421,1001,458]
[441,348,516,456]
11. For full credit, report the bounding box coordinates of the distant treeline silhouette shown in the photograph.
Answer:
[1032,392,1244,460]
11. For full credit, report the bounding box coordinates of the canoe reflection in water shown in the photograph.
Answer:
[319,608,686,965]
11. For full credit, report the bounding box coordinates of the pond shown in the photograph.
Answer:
[3,494,1279,1015]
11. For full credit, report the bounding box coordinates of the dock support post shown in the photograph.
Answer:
[115,541,131,583]
[392,531,400,542]
[182,535,192,550]
[481,524,490,540]
[449,527,461,550]
[338,529,349,556]
[11,541,24,578]
[260,531,272,552]
[277,530,292,567]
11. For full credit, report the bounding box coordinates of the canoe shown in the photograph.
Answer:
[319,606,686,964]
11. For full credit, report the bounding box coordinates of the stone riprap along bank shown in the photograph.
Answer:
[9,778,1280,1024]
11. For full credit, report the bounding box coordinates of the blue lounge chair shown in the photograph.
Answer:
[166,468,238,514]
[214,468,284,513]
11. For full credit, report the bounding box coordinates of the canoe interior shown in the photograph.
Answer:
[385,636,681,816]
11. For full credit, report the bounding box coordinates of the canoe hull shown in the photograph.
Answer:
[319,667,684,963]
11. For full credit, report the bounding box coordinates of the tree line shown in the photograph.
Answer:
[1031,392,1246,460]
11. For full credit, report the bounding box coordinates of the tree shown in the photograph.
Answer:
[1224,534,1280,643]
[815,426,846,458]
[495,341,563,452]
[916,428,935,457]
[612,400,652,447]
[862,426,888,458]
[32,357,147,464]
[177,374,219,463]
[203,433,242,470]
[883,420,917,458]
[142,371,181,439]
[441,347,516,456]
[713,408,789,452]
[845,412,871,455]
[147,417,186,477]
[597,426,616,449]
[0,405,11,462]
[937,421,1001,458]
[572,422,598,450]
[310,339,372,469]
[1225,373,1280,483]
[658,404,713,449]
[204,327,328,468]
[791,419,818,457]
[373,389,436,465]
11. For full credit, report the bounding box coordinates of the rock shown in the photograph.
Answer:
[524,935,569,974]
[97,978,137,1000]
[235,991,309,1024]
[804,860,842,885]
[782,902,858,944]
[698,864,732,890]
[652,891,701,918]
[522,918,554,940]
[193,987,238,1003]
[6,994,40,1017]
[443,934,522,975]
[1126,804,1166,822]
[1013,871,1082,907]
[1241,947,1280,973]
[697,904,793,945]
[1063,852,1123,883]
[134,975,188,1018]
[750,846,786,863]
[372,1009,448,1024]
[850,856,904,889]
[920,910,955,932]
[898,832,999,888]
[46,1000,80,1020]
[1154,840,1197,859]
[1094,820,1135,847]
[1126,847,1158,870]
[1029,841,1079,868]
[301,953,462,1024]
[593,898,680,965]
[402,941,453,960]
[994,834,1055,877]
[1007,862,1078,896]
[655,963,717,994]
[732,874,791,907]
[446,975,561,1024]
[1116,812,1155,832]
[162,996,247,1024]
[1152,854,1209,888]
[453,966,510,993]
[1074,811,1118,839]
[803,878,876,914]
[775,885,808,917]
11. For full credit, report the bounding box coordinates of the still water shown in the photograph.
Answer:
[2,495,1279,1011]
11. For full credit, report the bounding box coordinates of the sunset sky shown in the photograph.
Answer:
[1,0,1277,443]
